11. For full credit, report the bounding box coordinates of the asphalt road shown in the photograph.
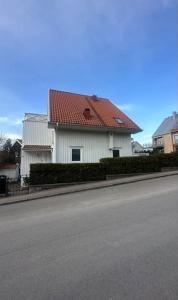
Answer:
[0,175,177,300]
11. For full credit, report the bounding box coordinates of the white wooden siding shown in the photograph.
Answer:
[21,116,53,181]
[21,151,51,178]
[113,133,132,156]
[55,130,111,163]
[23,120,52,145]
[55,130,132,163]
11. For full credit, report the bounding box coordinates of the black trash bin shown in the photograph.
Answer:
[0,175,7,195]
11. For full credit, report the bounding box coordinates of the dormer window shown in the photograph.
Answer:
[114,117,124,124]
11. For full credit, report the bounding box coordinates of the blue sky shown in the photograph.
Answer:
[0,0,177,144]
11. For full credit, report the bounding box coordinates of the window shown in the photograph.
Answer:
[156,137,164,146]
[114,117,124,124]
[174,134,178,144]
[72,149,81,161]
[113,150,120,158]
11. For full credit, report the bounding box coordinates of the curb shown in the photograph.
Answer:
[0,171,177,206]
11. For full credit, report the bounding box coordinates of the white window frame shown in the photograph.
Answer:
[114,117,124,124]
[70,146,83,163]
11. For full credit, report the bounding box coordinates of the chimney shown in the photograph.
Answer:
[92,95,98,101]
[83,108,91,119]
[172,111,177,119]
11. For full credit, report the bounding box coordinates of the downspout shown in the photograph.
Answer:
[109,132,113,150]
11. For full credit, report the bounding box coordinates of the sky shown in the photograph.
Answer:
[0,0,177,144]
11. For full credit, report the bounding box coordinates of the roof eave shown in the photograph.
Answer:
[152,131,169,138]
[48,121,142,134]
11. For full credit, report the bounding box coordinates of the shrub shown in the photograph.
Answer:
[23,176,30,186]
[100,156,160,173]
[29,153,178,185]
[30,163,107,185]
[100,152,178,173]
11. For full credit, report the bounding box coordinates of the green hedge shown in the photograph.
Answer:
[100,152,178,169]
[30,163,107,185]
[30,152,178,185]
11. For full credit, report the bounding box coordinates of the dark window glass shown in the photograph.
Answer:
[72,149,80,161]
[113,150,120,158]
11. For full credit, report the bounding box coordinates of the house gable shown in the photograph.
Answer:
[153,111,178,138]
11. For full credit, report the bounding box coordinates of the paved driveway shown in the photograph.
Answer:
[0,175,177,300]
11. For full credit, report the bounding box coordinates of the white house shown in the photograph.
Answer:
[0,163,19,180]
[21,90,142,180]
[132,141,144,153]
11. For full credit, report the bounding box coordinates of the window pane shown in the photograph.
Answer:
[114,117,123,124]
[72,149,80,161]
[113,150,120,157]
[174,134,178,143]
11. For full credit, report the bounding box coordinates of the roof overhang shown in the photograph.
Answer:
[171,129,178,133]
[22,145,52,152]
[48,122,142,134]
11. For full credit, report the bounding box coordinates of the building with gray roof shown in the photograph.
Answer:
[152,112,178,153]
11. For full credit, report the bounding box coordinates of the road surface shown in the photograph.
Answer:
[0,175,177,300]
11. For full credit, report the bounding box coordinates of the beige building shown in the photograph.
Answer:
[152,112,178,153]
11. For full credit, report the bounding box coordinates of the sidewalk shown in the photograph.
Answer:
[0,171,177,206]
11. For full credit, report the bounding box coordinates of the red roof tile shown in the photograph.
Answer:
[49,90,141,133]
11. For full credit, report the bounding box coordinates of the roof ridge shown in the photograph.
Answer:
[49,89,109,101]
[24,113,47,116]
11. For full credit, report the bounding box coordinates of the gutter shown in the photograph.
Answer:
[48,122,141,134]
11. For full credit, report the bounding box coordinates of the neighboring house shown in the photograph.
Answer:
[0,139,22,180]
[142,143,153,152]
[0,163,19,180]
[11,139,22,163]
[132,141,144,153]
[21,90,142,179]
[152,111,178,153]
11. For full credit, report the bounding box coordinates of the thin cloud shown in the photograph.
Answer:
[0,0,175,62]
[111,100,135,112]
[5,133,22,141]
[13,119,22,125]
[0,117,8,123]
[0,116,22,126]
[118,104,134,112]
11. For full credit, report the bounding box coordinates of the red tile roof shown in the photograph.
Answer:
[49,90,141,133]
